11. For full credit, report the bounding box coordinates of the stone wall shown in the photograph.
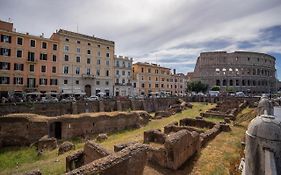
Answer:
[0,111,151,147]
[0,98,179,116]
[66,143,148,175]
[147,129,200,170]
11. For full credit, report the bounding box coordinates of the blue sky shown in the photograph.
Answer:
[1,0,281,79]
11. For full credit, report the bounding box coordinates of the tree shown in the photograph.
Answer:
[186,81,209,93]
[211,86,220,91]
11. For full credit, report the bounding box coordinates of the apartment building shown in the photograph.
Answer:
[50,30,115,97]
[113,55,133,96]
[0,20,59,97]
[170,73,187,96]
[133,62,171,96]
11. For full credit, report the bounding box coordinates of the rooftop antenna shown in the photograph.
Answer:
[8,18,12,22]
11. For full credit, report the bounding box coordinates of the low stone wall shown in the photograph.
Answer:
[83,141,110,164]
[179,118,215,129]
[143,129,167,144]
[147,129,200,170]
[0,111,151,147]
[66,143,148,175]
[0,98,179,117]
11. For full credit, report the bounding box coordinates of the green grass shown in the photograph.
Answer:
[0,102,215,175]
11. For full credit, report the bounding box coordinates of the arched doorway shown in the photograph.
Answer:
[85,85,91,97]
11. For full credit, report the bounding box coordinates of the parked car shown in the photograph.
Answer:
[236,92,246,97]
[85,95,99,101]
[61,96,76,102]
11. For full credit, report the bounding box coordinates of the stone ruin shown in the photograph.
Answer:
[153,99,193,119]
[66,141,149,175]
[0,111,151,148]
[63,116,231,174]
[144,129,200,170]
[200,99,247,120]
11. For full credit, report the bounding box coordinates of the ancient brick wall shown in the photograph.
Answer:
[66,143,148,175]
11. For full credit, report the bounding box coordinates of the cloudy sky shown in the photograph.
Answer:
[1,0,281,78]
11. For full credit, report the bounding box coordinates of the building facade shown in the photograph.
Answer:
[113,55,133,96]
[51,29,115,97]
[132,62,187,96]
[191,51,277,93]
[0,20,59,97]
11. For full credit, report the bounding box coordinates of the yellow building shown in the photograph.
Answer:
[133,62,171,96]
[51,30,115,97]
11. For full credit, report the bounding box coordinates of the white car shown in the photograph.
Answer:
[86,96,99,101]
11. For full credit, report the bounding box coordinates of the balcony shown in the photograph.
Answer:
[82,74,95,79]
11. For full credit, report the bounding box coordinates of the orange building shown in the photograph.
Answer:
[0,20,59,97]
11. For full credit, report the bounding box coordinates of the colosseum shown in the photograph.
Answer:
[191,51,277,94]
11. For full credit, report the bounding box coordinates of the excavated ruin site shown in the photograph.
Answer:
[0,97,257,175]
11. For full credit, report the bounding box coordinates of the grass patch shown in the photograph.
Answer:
[190,108,254,175]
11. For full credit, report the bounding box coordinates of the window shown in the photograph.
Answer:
[64,79,68,84]
[76,48,80,53]
[106,70,109,76]
[97,44,100,48]
[122,79,125,84]
[96,69,100,76]
[42,42,47,49]
[63,66,69,74]
[64,45,69,51]
[105,81,109,86]
[40,53,47,60]
[116,61,120,67]
[106,60,109,65]
[14,63,24,71]
[64,55,69,61]
[141,83,145,88]
[52,55,57,62]
[116,70,119,75]
[86,68,91,75]
[96,81,100,85]
[76,80,79,85]
[65,38,69,42]
[30,40,36,47]
[39,78,47,85]
[0,62,10,70]
[128,63,131,68]
[141,68,144,73]
[0,77,10,84]
[50,79,58,85]
[122,70,125,75]
[87,50,91,54]
[76,56,80,63]
[52,66,56,73]
[87,58,91,64]
[0,48,11,56]
[14,77,23,85]
[148,68,151,73]
[41,65,46,73]
[97,59,101,64]
[106,52,110,58]
[107,46,109,50]
[53,44,57,50]
[88,43,91,46]
[0,35,11,43]
[116,78,119,84]
[155,84,159,88]
[17,37,23,45]
[97,51,101,57]
[28,52,35,61]
[17,50,22,58]
[76,67,80,74]
[29,65,34,72]
[77,40,80,44]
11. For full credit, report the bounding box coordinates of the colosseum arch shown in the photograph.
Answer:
[191,51,276,93]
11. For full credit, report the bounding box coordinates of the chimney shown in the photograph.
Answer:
[173,69,176,74]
